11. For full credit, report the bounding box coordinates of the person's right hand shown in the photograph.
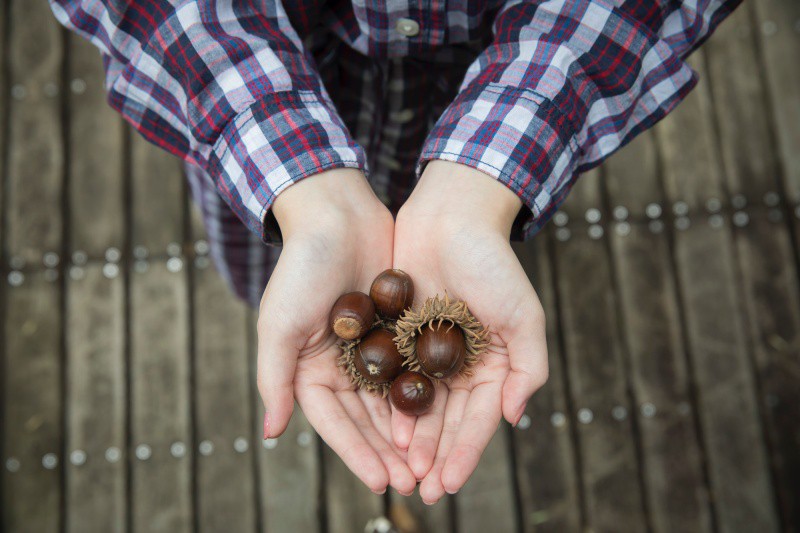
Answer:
[257,168,417,496]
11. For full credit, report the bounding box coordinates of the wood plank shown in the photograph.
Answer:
[654,54,780,531]
[510,236,583,532]
[324,444,384,533]
[129,261,193,532]
[605,131,712,532]
[0,0,7,242]
[705,9,800,526]
[67,35,125,256]
[63,30,128,533]
[732,211,800,528]
[192,255,257,532]
[65,264,126,533]
[456,427,518,533]
[5,0,64,263]
[130,133,185,254]
[3,272,62,532]
[752,0,800,201]
[553,171,648,532]
[388,489,452,533]
[258,410,322,533]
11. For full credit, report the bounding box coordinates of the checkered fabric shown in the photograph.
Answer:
[50,0,740,306]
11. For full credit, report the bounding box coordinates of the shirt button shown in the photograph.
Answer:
[395,18,420,37]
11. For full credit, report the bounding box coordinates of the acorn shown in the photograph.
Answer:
[390,371,435,416]
[395,293,489,380]
[330,291,375,340]
[338,326,403,396]
[370,269,414,319]
[416,322,467,379]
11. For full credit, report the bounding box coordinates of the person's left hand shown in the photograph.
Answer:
[391,160,549,504]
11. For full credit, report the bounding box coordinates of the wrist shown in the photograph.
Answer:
[272,168,390,240]
[400,160,522,236]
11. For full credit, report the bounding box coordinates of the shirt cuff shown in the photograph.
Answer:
[207,89,367,245]
[417,59,697,242]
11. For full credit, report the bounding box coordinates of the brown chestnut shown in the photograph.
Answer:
[330,292,375,340]
[390,371,435,416]
[416,321,467,379]
[353,328,404,384]
[370,269,414,319]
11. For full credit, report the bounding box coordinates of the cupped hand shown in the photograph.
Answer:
[392,161,549,503]
[257,168,416,496]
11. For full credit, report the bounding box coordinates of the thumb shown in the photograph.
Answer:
[501,305,548,426]
[257,320,298,439]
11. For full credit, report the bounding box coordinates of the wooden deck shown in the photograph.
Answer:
[2,2,799,532]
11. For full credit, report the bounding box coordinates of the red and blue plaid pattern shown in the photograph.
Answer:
[50,0,740,306]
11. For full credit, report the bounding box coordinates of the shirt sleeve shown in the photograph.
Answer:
[49,0,366,244]
[417,0,742,240]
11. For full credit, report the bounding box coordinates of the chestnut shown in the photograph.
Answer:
[353,328,404,384]
[370,269,414,319]
[330,291,375,340]
[416,321,467,379]
[390,371,435,416]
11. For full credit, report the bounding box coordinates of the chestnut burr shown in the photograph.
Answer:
[370,269,414,319]
[330,291,375,340]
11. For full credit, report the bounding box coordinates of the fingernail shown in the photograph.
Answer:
[371,488,386,495]
[422,499,438,506]
[263,412,270,440]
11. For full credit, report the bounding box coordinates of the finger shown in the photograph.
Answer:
[440,381,503,495]
[256,320,298,438]
[338,390,417,496]
[358,390,406,460]
[407,382,449,480]
[297,385,389,493]
[418,388,469,505]
[391,407,417,451]
[502,303,549,426]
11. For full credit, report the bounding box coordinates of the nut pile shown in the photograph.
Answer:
[330,269,489,416]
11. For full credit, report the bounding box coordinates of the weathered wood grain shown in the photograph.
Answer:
[192,254,257,533]
[605,130,712,532]
[65,264,126,533]
[705,8,800,527]
[324,444,384,533]
[67,35,124,256]
[511,237,582,532]
[129,261,193,532]
[553,171,647,532]
[5,0,64,263]
[3,272,63,532]
[752,0,800,202]
[389,489,453,533]
[655,54,780,531]
[731,211,800,529]
[130,132,185,254]
[457,427,518,533]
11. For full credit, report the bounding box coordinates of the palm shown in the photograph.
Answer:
[392,223,547,502]
[258,224,417,496]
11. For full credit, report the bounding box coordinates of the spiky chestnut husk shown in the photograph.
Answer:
[337,318,398,397]
[394,293,489,380]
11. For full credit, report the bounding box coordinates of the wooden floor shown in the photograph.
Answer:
[2,2,799,532]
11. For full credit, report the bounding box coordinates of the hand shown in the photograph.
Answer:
[392,160,549,503]
[257,168,416,495]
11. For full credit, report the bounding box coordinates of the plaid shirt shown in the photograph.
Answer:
[50,0,740,306]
